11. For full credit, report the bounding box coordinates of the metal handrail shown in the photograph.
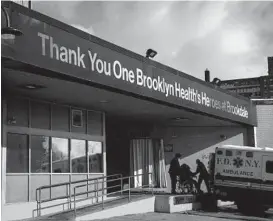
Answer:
[34,173,122,217]
[73,172,154,217]
[36,173,121,192]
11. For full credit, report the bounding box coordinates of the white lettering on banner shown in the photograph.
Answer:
[37,32,250,119]
[38,33,86,68]
[38,32,49,56]
[60,46,68,62]
[88,50,111,76]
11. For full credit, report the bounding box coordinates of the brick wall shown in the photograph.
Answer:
[256,104,273,147]
[151,126,247,192]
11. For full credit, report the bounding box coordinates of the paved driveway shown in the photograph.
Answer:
[91,207,273,221]
[92,213,232,221]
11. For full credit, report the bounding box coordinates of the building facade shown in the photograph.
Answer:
[268,57,273,76]
[252,99,273,148]
[1,2,258,219]
[220,59,273,148]
[220,75,273,99]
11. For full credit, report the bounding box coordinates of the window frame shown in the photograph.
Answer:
[6,133,29,173]
[266,161,273,174]
[5,97,105,176]
[71,139,87,173]
[71,109,83,128]
[4,97,105,203]
[226,150,233,157]
[246,151,253,158]
[51,137,70,174]
[88,140,103,173]
[30,135,51,173]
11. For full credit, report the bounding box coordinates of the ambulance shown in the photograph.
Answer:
[213,145,273,215]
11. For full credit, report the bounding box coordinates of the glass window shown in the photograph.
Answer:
[217,150,223,155]
[226,150,232,156]
[52,104,70,132]
[266,161,273,174]
[52,138,69,173]
[246,152,253,158]
[87,111,103,136]
[7,98,29,127]
[31,136,50,173]
[7,133,28,173]
[88,141,103,173]
[30,101,50,129]
[71,139,87,173]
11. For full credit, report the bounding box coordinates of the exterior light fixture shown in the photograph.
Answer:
[204,69,222,86]
[212,77,221,86]
[175,117,188,121]
[1,5,23,40]
[25,85,38,89]
[18,84,45,90]
[99,100,109,103]
[171,117,190,121]
[146,48,157,58]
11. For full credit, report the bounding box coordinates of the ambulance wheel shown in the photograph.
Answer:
[236,200,265,216]
[252,204,266,217]
[236,201,247,214]
[236,200,253,215]
[249,200,266,216]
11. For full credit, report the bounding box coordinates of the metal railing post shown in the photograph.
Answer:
[36,188,39,217]
[66,184,69,210]
[120,175,123,196]
[128,177,131,202]
[151,173,154,196]
[91,180,94,204]
[74,187,76,217]
[102,177,105,210]
[69,183,72,209]
[96,179,99,203]
[39,188,42,216]
[141,174,143,191]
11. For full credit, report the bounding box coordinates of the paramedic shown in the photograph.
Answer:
[169,153,182,194]
[194,159,210,193]
[208,153,216,184]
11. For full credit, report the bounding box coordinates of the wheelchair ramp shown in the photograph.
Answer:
[23,194,154,221]
[76,194,155,221]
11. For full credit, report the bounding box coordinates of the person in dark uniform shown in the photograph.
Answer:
[194,159,210,193]
[208,153,216,184]
[169,153,182,194]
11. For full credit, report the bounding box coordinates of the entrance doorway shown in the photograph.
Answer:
[130,138,167,188]
[105,117,159,192]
